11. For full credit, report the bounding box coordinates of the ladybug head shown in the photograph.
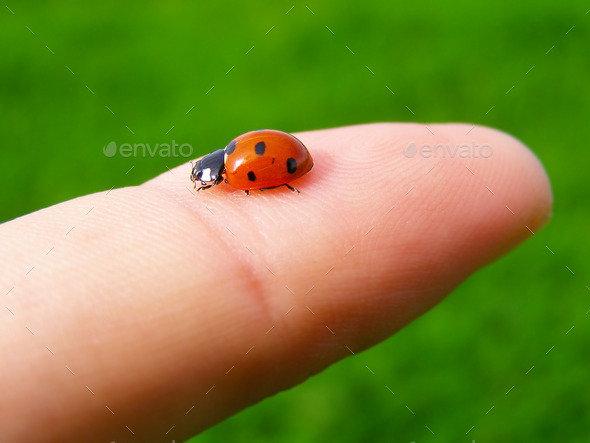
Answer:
[190,148,225,191]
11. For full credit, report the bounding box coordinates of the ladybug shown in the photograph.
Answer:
[190,129,313,194]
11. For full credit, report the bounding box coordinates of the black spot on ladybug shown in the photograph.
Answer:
[255,141,266,155]
[271,157,275,164]
[286,158,297,174]
[225,140,236,155]
[248,171,256,181]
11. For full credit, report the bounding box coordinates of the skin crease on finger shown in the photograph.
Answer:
[0,123,551,442]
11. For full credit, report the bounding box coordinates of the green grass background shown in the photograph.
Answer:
[2,1,589,441]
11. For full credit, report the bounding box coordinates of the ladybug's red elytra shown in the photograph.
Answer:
[190,129,313,194]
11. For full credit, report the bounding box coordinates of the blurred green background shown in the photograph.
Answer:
[2,1,589,441]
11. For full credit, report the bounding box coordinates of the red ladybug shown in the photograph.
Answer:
[190,129,313,194]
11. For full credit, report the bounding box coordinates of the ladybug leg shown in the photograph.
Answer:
[258,185,300,193]
[285,184,300,194]
[196,176,224,192]
[244,190,250,196]
[196,182,214,192]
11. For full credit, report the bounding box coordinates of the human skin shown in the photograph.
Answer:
[0,123,552,442]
